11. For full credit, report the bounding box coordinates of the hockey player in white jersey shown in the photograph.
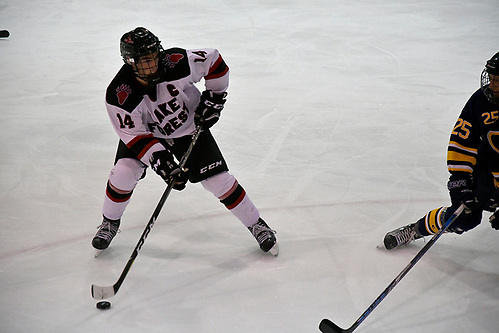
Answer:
[92,27,278,256]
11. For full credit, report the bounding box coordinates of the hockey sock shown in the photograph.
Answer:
[102,180,134,221]
[200,172,260,227]
[102,158,145,220]
[219,183,259,228]
[416,207,447,236]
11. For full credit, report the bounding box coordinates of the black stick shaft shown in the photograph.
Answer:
[320,203,466,333]
[92,124,203,299]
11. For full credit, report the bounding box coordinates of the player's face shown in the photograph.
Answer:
[134,51,160,81]
[489,74,499,96]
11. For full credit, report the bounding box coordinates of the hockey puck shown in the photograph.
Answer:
[96,301,111,310]
[0,30,10,38]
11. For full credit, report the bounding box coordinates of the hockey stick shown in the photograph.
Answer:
[91,124,204,300]
[319,203,466,333]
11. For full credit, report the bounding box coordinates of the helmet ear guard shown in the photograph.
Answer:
[481,51,499,104]
[123,55,136,66]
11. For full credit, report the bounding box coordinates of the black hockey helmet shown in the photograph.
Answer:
[120,27,164,83]
[481,51,499,104]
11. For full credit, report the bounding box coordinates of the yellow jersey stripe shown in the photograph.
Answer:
[447,150,477,165]
[448,141,478,154]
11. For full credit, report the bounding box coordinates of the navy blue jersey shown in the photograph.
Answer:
[447,88,499,187]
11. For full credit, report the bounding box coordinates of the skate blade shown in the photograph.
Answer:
[269,243,279,256]
[94,249,104,258]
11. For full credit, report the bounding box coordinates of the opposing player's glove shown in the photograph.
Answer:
[490,210,499,230]
[194,90,227,129]
[149,150,188,191]
[447,173,478,212]
[484,189,499,212]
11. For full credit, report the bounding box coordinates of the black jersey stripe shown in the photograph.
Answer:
[205,55,229,80]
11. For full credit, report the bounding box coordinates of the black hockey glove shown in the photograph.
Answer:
[486,189,499,229]
[447,173,478,212]
[484,189,499,212]
[149,150,188,191]
[194,90,227,129]
[490,210,499,230]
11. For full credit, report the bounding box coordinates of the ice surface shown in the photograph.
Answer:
[1,0,498,332]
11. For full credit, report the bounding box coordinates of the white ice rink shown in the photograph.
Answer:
[1,1,498,332]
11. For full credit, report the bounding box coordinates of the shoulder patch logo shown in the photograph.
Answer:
[165,53,184,68]
[116,84,132,105]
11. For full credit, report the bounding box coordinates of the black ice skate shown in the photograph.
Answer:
[383,223,423,250]
[248,218,278,256]
[92,217,120,250]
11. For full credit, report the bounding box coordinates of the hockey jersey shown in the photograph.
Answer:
[105,47,229,166]
[447,88,499,187]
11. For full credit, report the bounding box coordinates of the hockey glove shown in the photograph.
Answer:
[484,189,499,212]
[447,173,478,212]
[490,210,499,230]
[194,90,227,129]
[149,150,188,191]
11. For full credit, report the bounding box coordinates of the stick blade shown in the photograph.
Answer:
[91,284,116,300]
[319,319,348,333]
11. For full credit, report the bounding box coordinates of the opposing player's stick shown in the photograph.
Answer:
[91,124,204,300]
[319,203,466,333]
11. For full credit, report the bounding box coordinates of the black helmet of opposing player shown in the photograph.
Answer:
[120,27,164,83]
[481,51,499,104]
